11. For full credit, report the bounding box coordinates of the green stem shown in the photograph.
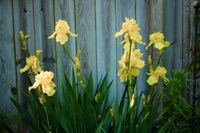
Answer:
[127,40,134,133]
[44,105,51,132]
[155,52,163,68]
[62,45,75,64]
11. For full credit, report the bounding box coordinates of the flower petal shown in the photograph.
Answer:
[56,34,68,45]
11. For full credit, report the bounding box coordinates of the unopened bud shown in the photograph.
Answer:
[75,58,81,72]
[109,108,114,118]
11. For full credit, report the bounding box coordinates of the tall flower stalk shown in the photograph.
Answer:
[115,17,145,133]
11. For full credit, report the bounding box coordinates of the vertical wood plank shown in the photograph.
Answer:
[149,0,164,65]
[182,0,192,72]
[33,0,56,73]
[96,0,117,101]
[116,0,136,102]
[13,0,36,132]
[163,0,176,72]
[136,0,150,94]
[75,0,97,88]
[13,0,35,108]
[54,0,76,96]
[0,0,17,117]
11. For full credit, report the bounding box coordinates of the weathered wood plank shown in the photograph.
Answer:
[75,0,97,88]
[0,0,17,116]
[13,0,36,108]
[116,0,136,102]
[12,0,37,132]
[96,0,117,101]
[149,0,164,66]
[33,0,56,73]
[54,0,76,96]
[136,0,150,94]
[163,0,176,73]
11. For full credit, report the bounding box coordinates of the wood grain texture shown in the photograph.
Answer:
[163,0,176,73]
[0,0,17,115]
[116,0,136,102]
[33,0,56,77]
[96,0,117,101]
[136,0,150,95]
[75,0,97,88]
[149,0,164,65]
[182,0,192,73]
[54,0,76,97]
[0,0,197,120]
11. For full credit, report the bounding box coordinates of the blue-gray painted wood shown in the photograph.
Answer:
[96,0,117,101]
[0,0,196,127]
[54,0,76,98]
[136,0,149,95]
[0,0,17,115]
[75,0,97,88]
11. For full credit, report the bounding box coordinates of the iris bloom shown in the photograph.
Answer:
[29,71,56,96]
[147,66,168,85]
[118,49,145,82]
[146,32,170,50]
[49,20,78,45]
[20,50,43,74]
[114,17,143,46]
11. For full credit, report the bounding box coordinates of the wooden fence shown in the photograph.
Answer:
[0,0,195,118]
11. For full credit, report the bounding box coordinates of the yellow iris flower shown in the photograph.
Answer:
[118,49,145,82]
[20,50,43,74]
[29,71,56,96]
[114,17,143,46]
[146,32,170,50]
[49,20,78,45]
[147,66,168,85]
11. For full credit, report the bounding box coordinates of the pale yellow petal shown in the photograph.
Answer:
[29,82,40,91]
[154,42,165,50]
[36,50,43,58]
[118,69,128,82]
[114,30,125,38]
[147,75,159,85]
[69,31,78,37]
[129,67,140,77]
[42,82,56,96]
[56,34,68,45]
[48,32,56,39]
[20,65,30,73]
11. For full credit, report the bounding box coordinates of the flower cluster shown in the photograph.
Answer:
[20,50,56,104]
[115,18,145,82]
[115,18,170,89]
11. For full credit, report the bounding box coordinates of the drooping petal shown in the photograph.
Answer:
[114,30,125,38]
[42,82,56,96]
[118,69,128,82]
[147,75,159,85]
[48,32,56,39]
[56,34,68,45]
[29,82,40,91]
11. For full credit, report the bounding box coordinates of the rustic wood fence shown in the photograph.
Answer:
[0,0,195,118]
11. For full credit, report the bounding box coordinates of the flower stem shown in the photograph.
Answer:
[44,105,51,132]
[155,52,163,68]
[62,45,75,64]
